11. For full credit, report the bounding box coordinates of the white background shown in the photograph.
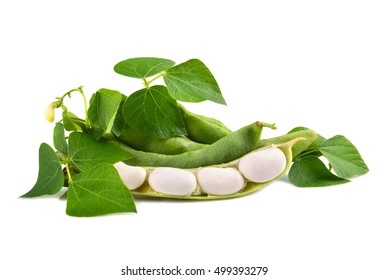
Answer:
[1,1,388,279]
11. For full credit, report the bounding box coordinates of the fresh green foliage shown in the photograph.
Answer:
[289,156,349,187]
[111,95,127,136]
[68,132,132,171]
[53,123,67,155]
[87,88,122,134]
[320,135,369,178]
[114,57,175,79]
[114,57,226,137]
[287,127,368,187]
[66,164,136,217]
[164,59,226,104]
[21,56,369,217]
[62,111,81,132]
[21,143,64,197]
[122,85,186,139]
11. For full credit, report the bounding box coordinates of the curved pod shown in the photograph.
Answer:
[178,104,232,144]
[123,121,268,168]
[117,124,207,155]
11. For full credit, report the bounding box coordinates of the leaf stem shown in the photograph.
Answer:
[65,162,73,183]
[78,87,90,128]
[57,86,90,128]
[143,71,167,88]
[142,78,149,89]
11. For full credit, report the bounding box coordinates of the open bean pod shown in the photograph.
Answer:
[114,137,304,200]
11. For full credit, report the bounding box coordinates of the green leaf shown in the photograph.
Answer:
[68,132,132,171]
[21,143,64,197]
[164,59,226,105]
[114,57,175,79]
[320,135,369,178]
[111,94,127,136]
[288,156,349,187]
[122,85,186,139]
[90,126,105,140]
[63,111,81,132]
[53,123,68,154]
[87,88,122,134]
[66,164,136,217]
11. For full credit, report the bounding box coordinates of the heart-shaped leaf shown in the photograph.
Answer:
[66,164,136,217]
[289,156,349,187]
[62,111,82,132]
[68,132,132,171]
[21,143,64,197]
[87,88,122,134]
[164,59,226,105]
[53,123,68,155]
[114,57,175,79]
[320,135,369,178]
[122,85,186,139]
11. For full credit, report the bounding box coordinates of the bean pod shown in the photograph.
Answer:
[120,121,273,168]
[178,104,232,144]
[113,103,231,155]
[116,124,207,155]
[114,137,304,200]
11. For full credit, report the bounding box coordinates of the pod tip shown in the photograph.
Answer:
[257,122,277,130]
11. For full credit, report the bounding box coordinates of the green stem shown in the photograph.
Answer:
[65,162,73,183]
[78,87,90,128]
[143,72,166,88]
[142,78,149,89]
[58,86,90,128]
[60,87,82,100]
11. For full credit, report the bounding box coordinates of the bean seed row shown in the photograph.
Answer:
[114,142,296,199]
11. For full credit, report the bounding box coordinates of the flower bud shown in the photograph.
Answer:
[44,103,56,123]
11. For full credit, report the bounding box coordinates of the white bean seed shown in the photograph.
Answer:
[114,162,147,190]
[197,167,245,195]
[238,147,286,183]
[149,167,197,196]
